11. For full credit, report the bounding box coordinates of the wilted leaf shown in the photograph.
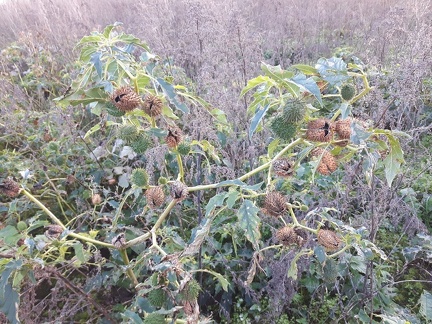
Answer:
[383,133,404,187]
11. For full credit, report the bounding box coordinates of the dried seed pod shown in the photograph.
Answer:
[262,191,287,217]
[166,125,183,148]
[273,158,295,177]
[44,224,64,239]
[146,186,165,209]
[275,226,300,246]
[335,118,352,140]
[110,86,141,112]
[317,229,342,252]
[311,148,338,175]
[305,119,334,142]
[143,94,163,117]
[43,130,53,142]
[170,181,188,202]
[0,178,20,198]
[91,193,102,205]
[112,233,126,249]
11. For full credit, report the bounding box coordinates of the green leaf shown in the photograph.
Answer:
[0,226,20,245]
[241,75,272,97]
[194,269,229,292]
[0,283,20,324]
[103,22,122,38]
[260,62,298,95]
[383,133,404,187]
[156,78,189,114]
[78,35,103,46]
[419,290,432,321]
[291,64,318,75]
[73,242,87,264]
[90,52,102,78]
[267,138,280,157]
[339,102,351,119]
[315,57,349,86]
[122,310,143,324]
[237,200,261,249]
[205,192,228,217]
[0,259,23,299]
[84,124,101,139]
[249,104,270,139]
[291,74,322,106]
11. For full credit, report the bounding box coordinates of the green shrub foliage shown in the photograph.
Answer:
[0,23,430,323]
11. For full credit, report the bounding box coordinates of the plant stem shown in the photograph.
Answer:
[125,199,177,248]
[176,153,184,181]
[21,189,115,249]
[119,248,139,287]
[188,138,304,193]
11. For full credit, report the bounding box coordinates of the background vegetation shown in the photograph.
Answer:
[0,0,431,323]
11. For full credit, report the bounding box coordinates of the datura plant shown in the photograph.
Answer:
[0,23,408,323]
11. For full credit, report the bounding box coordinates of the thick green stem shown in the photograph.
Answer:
[119,249,139,287]
[287,206,318,234]
[327,243,350,258]
[176,153,184,181]
[188,138,304,193]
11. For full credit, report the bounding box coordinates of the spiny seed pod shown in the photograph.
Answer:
[117,124,139,143]
[17,221,27,232]
[317,229,342,251]
[91,193,102,205]
[143,313,165,324]
[179,279,201,302]
[110,86,141,112]
[146,186,165,209]
[158,177,168,185]
[335,118,352,140]
[262,191,287,217]
[282,98,306,123]
[131,168,149,188]
[143,94,163,117]
[270,116,297,141]
[166,125,184,148]
[105,102,126,117]
[272,158,295,177]
[311,148,338,175]
[340,84,356,101]
[148,289,167,308]
[0,178,20,198]
[170,181,188,202]
[305,119,334,142]
[131,134,153,154]
[177,142,191,155]
[44,225,64,239]
[112,233,126,249]
[275,226,300,246]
